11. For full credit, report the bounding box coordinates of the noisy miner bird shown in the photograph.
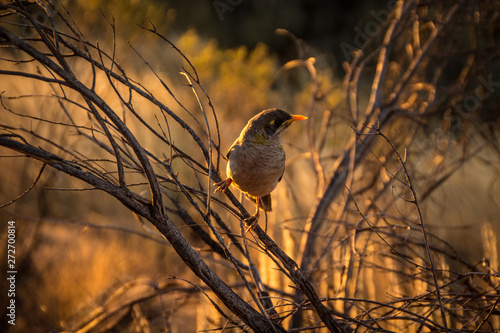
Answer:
[214,108,307,226]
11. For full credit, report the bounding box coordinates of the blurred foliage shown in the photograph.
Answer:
[176,29,277,117]
[61,0,395,63]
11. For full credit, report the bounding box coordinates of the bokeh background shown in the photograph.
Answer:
[1,0,499,332]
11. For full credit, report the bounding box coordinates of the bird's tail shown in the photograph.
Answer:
[247,194,272,212]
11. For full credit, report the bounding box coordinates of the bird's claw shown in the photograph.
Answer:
[214,178,232,194]
[244,214,259,232]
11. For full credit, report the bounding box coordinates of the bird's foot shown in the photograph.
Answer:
[244,212,259,232]
[214,178,232,193]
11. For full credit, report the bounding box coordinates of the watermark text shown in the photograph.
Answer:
[6,220,16,326]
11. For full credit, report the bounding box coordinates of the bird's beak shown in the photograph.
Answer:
[280,114,307,130]
[284,114,307,126]
[291,115,308,122]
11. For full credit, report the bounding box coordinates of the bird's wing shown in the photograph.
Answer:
[226,139,241,159]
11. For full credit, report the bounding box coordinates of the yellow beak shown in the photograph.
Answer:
[291,114,308,122]
[282,114,307,127]
[280,114,308,129]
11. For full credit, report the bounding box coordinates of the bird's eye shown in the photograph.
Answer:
[272,119,283,127]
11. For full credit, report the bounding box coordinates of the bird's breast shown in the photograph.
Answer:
[227,141,285,198]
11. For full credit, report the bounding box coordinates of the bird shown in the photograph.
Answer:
[214,108,307,227]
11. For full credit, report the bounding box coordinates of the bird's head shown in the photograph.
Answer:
[249,108,307,138]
